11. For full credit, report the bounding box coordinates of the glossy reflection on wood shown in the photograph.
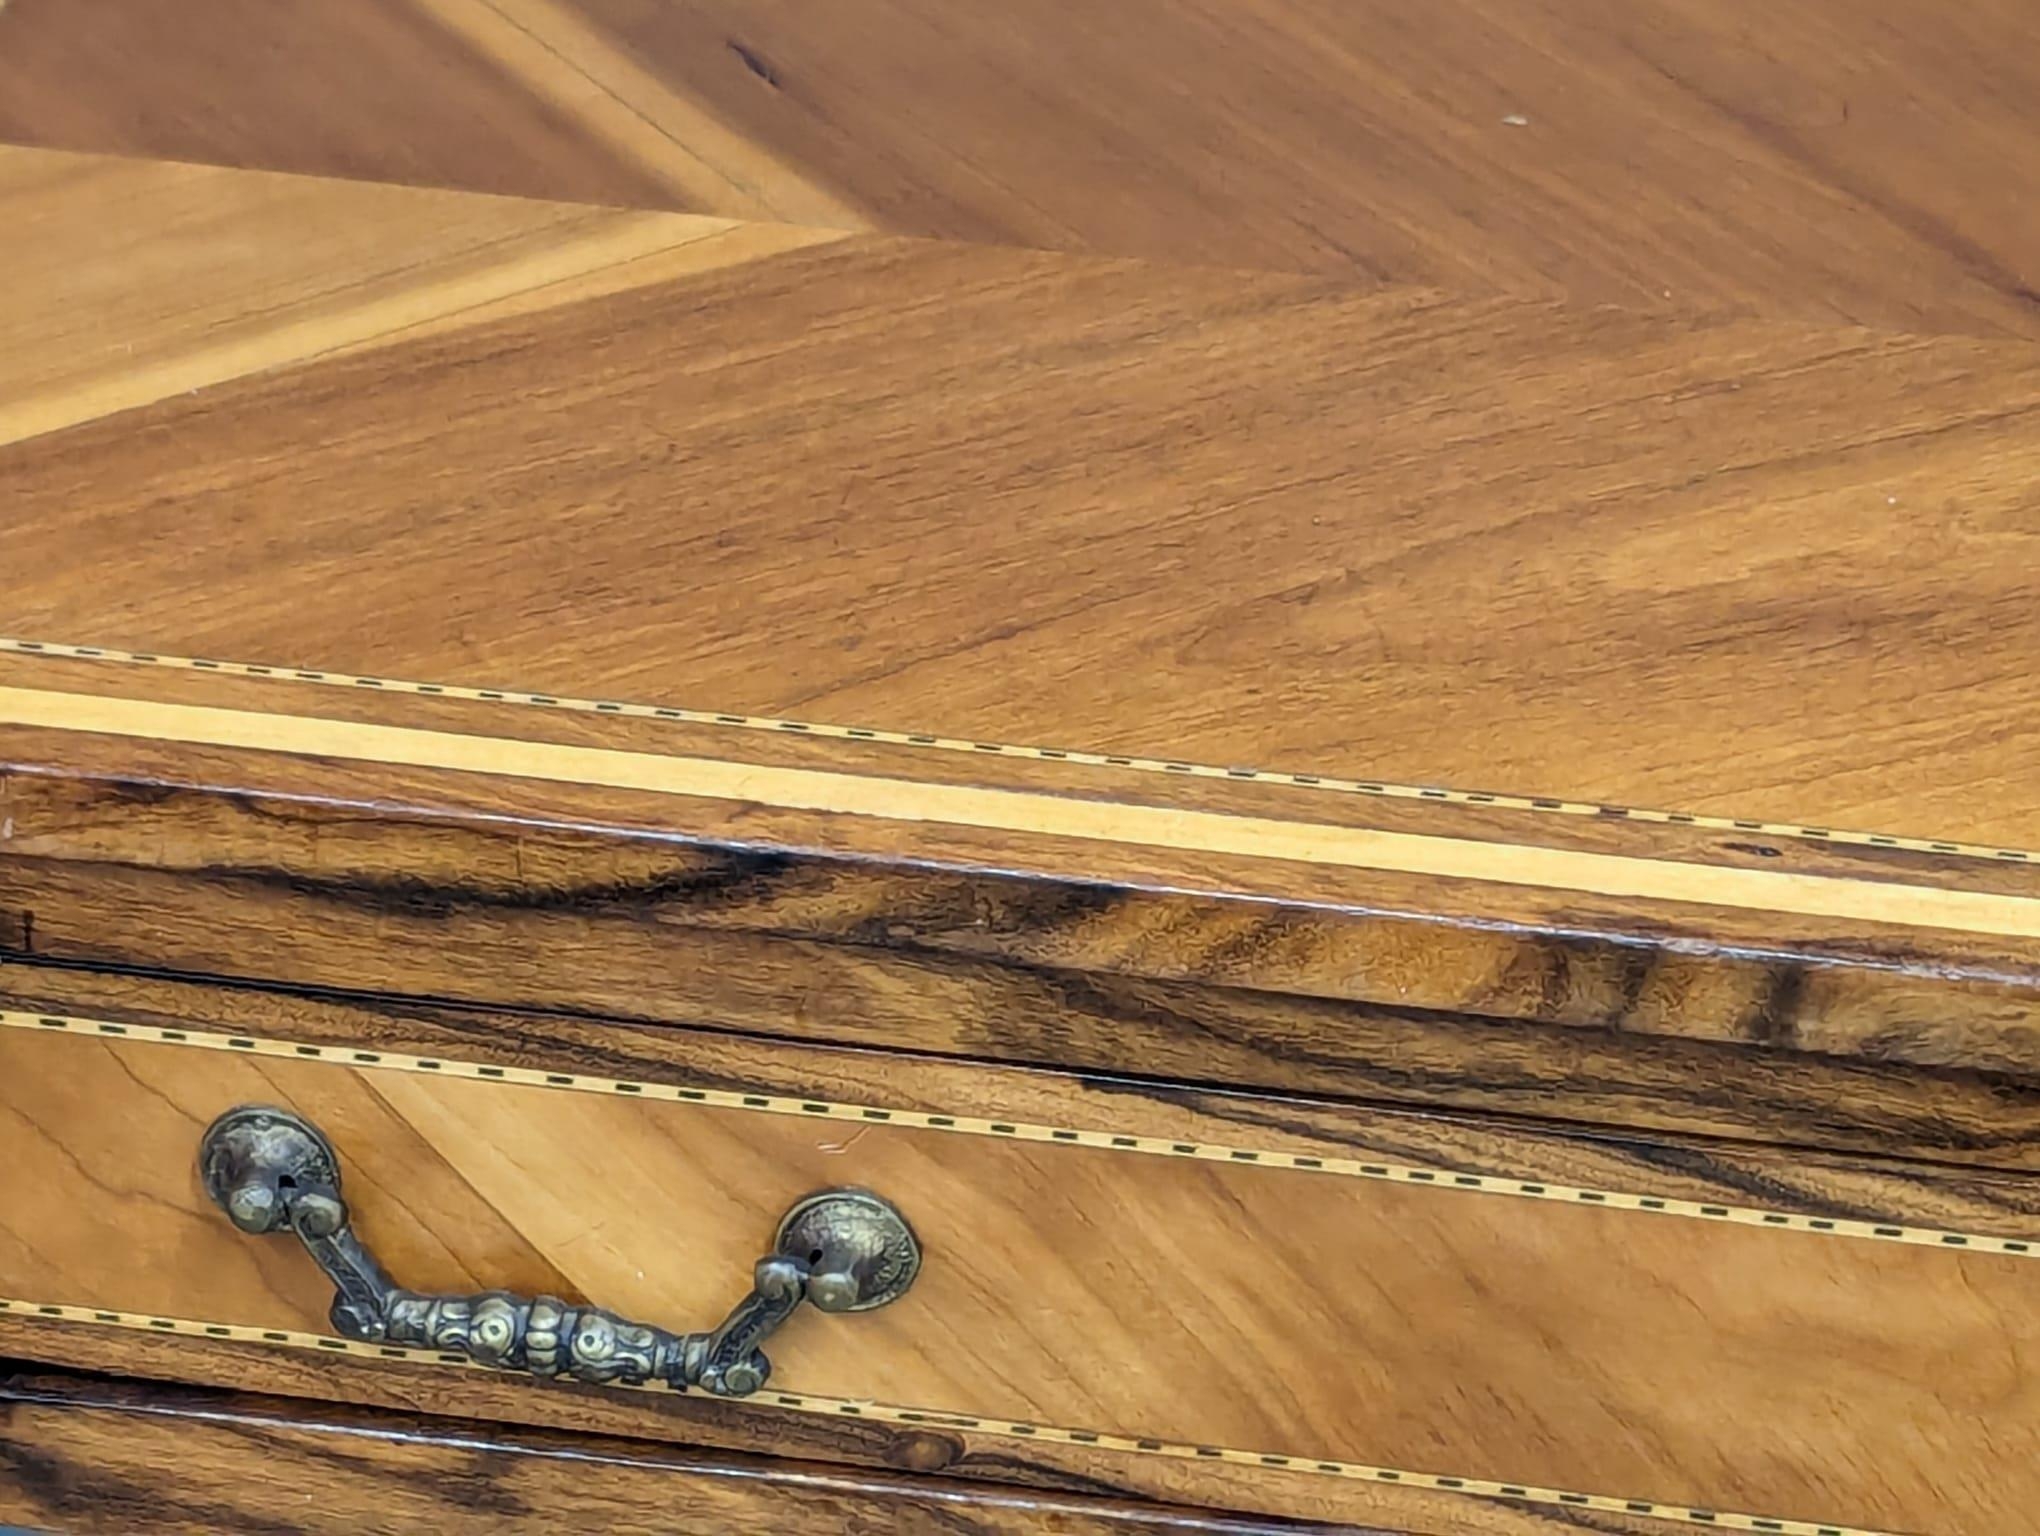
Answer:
[0,997,2032,1535]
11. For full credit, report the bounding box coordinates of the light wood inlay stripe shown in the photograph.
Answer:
[3,635,2032,867]
[5,1009,2030,1257]
[4,682,2040,942]
[0,1298,1895,1536]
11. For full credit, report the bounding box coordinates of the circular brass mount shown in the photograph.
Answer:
[199,1105,342,1235]
[773,1189,921,1312]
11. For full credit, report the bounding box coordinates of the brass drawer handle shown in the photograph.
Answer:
[198,1106,921,1397]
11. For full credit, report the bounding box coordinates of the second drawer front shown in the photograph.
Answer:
[0,1002,2033,1536]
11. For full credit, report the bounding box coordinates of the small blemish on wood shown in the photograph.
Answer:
[729,40,781,88]
[887,1429,962,1473]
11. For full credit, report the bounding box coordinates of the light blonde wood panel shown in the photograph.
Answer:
[2,1,2037,336]
[0,1023,2032,1535]
[5,222,2040,847]
[0,145,843,447]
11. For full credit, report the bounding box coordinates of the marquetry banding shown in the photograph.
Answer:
[7,1008,2032,1258]
[0,1297,1894,1536]
[4,635,2032,868]
[6,681,2040,945]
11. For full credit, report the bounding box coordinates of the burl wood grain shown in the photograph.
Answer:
[0,1371,1336,1536]
[2,2,2036,335]
[0,996,2033,1534]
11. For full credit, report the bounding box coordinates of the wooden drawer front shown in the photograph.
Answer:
[1,996,2034,1536]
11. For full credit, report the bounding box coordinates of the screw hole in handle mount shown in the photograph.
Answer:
[197,1104,922,1397]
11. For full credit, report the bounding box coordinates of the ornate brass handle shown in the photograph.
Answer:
[198,1106,920,1397]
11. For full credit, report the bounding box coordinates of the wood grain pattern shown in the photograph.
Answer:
[16,685,2040,942]
[0,1370,1336,1536]
[573,0,2040,334]
[7,148,2040,1103]
[6,174,2040,850]
[11,893,2040,1184]
[13,719,2040,1138]
[17,635,2040,874]
[0,0,676,210]
[407,0,872,228]
[0,989,2032,1534]
[0,146,842,448]
[2,2,2037,336]
[6,19,2037,1536]
[0,1333,1653,1536]
[9,966,2040,1245]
